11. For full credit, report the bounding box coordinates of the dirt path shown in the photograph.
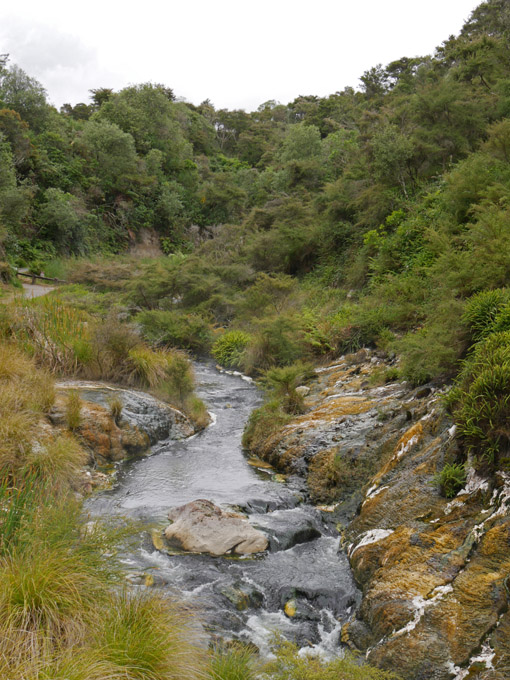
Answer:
[20,282,55,298]
[1,281,55,303]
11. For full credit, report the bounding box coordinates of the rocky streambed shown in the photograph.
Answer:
[70,352,510,678]
[83,362,360,656]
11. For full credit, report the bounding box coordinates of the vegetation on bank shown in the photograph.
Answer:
[0,294,209,428]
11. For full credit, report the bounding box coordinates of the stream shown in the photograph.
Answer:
[85,362,360,656]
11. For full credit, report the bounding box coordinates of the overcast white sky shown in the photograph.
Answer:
[0,0,482,112]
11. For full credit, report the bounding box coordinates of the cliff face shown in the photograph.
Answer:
[252,350,510,679]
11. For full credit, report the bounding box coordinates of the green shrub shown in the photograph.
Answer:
[448,331,510,469]
[260,361,314,414]
[137,309,213,353]
[433,462,467,498]
[462,288,509,341]
[397,299,466,384]
[491,303,510,334]
[212,330,251,368]
[242,316,305,374]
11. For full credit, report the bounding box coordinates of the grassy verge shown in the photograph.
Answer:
[0,295,209,429]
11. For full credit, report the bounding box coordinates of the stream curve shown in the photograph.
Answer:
[85,362,360,655]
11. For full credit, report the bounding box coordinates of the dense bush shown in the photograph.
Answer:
[462,288,509,342]
[447,331,510,469]
[211,329,251,368]
[137,308,213,353]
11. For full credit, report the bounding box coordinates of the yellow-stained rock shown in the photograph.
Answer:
[284,599,297,618]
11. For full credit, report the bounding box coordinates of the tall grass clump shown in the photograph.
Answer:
[212,330,251,369]
[0,474,38,556]
[96,589,206,680]
[22,434,88,493]
[1,301,206,426]
[2,296,92,374]
[66,389,82,431]
[242,399,291,456]
[447,331,510,470]
[261,639,401,680]
[209,642,259,680]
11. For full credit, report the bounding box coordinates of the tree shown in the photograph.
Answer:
[79,120,139,193]
[280,123,321,162]
[95,83,192,172]
[38,188,88,252]
[0,64,49,131]
[371,124,414,195]
[0,132,30,231]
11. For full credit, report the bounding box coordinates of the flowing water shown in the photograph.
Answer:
[85,362,360,655]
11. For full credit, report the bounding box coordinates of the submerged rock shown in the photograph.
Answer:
[250,507,322,552]
[164,499,268,556]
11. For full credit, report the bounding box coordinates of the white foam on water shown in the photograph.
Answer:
[297,609,344,660]
[242,611,295,658]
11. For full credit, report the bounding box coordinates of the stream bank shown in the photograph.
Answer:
[251,349,510,680]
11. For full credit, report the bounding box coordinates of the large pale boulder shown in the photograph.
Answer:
[164,499,268,556]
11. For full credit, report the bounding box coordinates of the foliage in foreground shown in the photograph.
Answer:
[0,337,209,680]
[261,640,401,680]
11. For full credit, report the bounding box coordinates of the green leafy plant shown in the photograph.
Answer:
[212,330,251,369]
[433,462,467,498]
[462,288,509,341]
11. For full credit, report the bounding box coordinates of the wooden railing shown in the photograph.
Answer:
[15,270,67,285]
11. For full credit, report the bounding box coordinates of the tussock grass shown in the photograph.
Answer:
[108,395,123,424]
[66,389,82,431]
[128,345,170,388]
[209,643,259,680]
[0,543,102,644]
[0,334,208,680]
[23,434,88,492]
[242,399,291,456]
[185,395,210,430]
[96,589,206,680]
